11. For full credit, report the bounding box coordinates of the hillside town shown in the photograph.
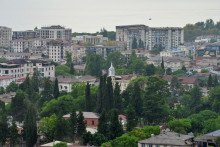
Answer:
[1,18,220,147]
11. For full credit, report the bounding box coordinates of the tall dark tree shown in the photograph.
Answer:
[189,86,202,114]
[55,115,69,140]
[9,121,18,147]
[170,76,180,97]
[11,89,26,122]
[97,110,109,137]
[104,77,114,111]
[161,57,165,72]
[145,64,156,76]
[41,77,53,104]
[166,68,172,75]
[65,51,72,68]
[54,78,60,99]
[132,37,137,49]
[70,108,77,140]
[70,63,75,75]
[100,28,108,37]
[6,81,18,93]
[214,75,219,87]
[131,82,142,117]
[77,111,86,138]
[24,105,37,147]
[24,74,34,100]
[85,82,92,111]
[125,105,136,132]
[0,101,8,146]
[181,66,187,73]
[96,76,103,113]
[31,69,41,93]
[208,74,213,87]
[109,109,123,140]
[113,82,122,111]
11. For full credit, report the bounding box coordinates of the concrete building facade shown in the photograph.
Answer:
[0,26,12,48]
[12,30,37,40]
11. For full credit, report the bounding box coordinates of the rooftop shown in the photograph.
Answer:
[63,112,100,119]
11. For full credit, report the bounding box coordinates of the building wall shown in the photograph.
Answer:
[0,26,12,48]
[84,118,98,127]
[0,78,16,89]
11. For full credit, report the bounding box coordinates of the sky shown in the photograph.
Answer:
[1,0,220,32]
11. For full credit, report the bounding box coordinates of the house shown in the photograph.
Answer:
[51,75,97,93]
[194,129,220,147]
[40,141,73,147]
[63,112,99,128]
[138,132,193,147]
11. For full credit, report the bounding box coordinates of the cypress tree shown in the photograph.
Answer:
[96,76,103,113]
[9,121,18,147]
[214,75,219,87]
[54,78,60,99]
[208,74,213,87]
[97,110,108,137]
[41,78,53,102]
[104,77,113,111]
[70,107,77,140]
[0,101,8,146]
[77,111,86,138]
[131,82,143,117]
[24,74,34,100]
[24,105,37,147]
[85,82,92,111]
[31,69,41,93]
[125,105,136,132]
[55,115,69,140]
[113,82,122,111]
[109,109,123,140]
[70,63,75,75]
[161,57,165,72]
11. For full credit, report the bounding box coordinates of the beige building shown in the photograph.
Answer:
[36,25,72,41]
[121,49,151,61]
[108,63,137,91]
[0,26,12,48]
[72,35,108,45]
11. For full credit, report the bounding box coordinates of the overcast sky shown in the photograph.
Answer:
[1,0,220,32]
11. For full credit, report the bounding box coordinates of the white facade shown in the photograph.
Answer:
[0,76,16,89]
[0,26,12,48]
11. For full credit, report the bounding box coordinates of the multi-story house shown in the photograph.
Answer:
[116,25,184,50]
[0,52,41,60]
[0,59,55,80]
[73,35,108,45]
[47,40,71,62]
[12,30,37,40]
[36,25,72,41]
[0,26,12,48]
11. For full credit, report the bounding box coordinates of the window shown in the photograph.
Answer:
[149,144,152,147]
[156,145,160,147]
[141,144,145,147]
[85,120,87,124]
[92,120,94,125]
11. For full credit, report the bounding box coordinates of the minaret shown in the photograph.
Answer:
[108,62,115,77]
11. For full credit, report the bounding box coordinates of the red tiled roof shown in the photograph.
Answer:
[118,114,127,121]
[178,77,197,84]
[157,75,173,82]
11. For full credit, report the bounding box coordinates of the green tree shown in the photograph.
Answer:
[0,101,8,146]
[201,69,209,73]
[85,82,92,111]
[131,82,143,117]
[23,74,34,100]
[125,105,136,132]
[96,76,103,113]
[77,111,86,138]
[65,51,72,68]
[31,69,41,93]
[40,78,53,105]
[11,89,26,122]
[24,105,37,147]
[6,81,18,93]
[161,57,165,72]
[55,65,72,76]
[168,119,191,134]
[215,136,220,147]
[103,77,114,111]
[0,87,5,94]
[53,142,67,147]
[208,74,213,87]
[55,115,69,140]
[70,63,75,75]
[145,64,156,76]
[54,78,60,99]
[166,68,172,75]
[170,76,180,98]
[109,109,123,140]
[132,37,137,49]
[214,75,219,87]
[143,76,170,124]
[98,110,109,137]
[70,108,77,140]
[189,86,202,114]
[113,82,122,111]
[9,121,18,147]
[106,51,126,68]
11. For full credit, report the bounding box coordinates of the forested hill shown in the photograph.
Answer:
[184,19,220,42]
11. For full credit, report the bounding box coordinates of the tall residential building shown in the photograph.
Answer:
[0,26,12,48]
[116,25,184,50]
[12,30,37,40]
[36,25,72,41]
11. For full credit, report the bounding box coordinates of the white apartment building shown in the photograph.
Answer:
[11,38,51,53]
[0,59,55,80]
[0,76,16,89]
[72,35,108,45]
[0,26,12,48]
[36,25,72,41]
[116,25,184,50]
[47,40,71,62]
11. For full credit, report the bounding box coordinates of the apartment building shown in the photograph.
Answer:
[0,59,55,80]
[64,44,86,62]
[12,30,37,40]
[73,35,108,45]
[0,26,12,48]
[36,25,72,41]
[0,76,16,89]
[0,52,41,60]
[47,40,71,62]
[116,25,184,50]
[11,38,51,52]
